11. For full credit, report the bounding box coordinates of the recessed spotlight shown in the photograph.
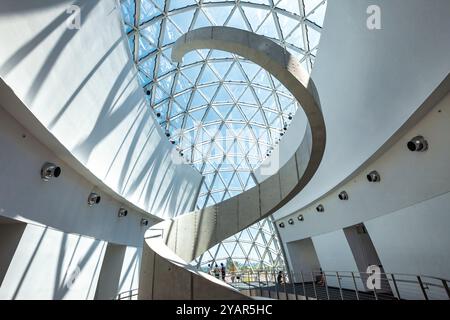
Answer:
[298,215,304,221]
[367,171,381,183]
[316,205,324,213]
[288,218,294,225]
[156,112,161,118]
[146,90,151,96]
[118,208,128,217]
[88,193,101,206]
[41,162,62,181]
[141,218,149,227]
[338,191,349,201]
[407,136,428,152]
[279,222,285,228]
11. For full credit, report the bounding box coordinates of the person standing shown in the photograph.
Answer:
[220,263,226,281]
[214,264,220,279]
[207,264,212,276]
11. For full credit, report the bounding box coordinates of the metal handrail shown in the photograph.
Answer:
[116,269,450,300]
[227,269,450,301]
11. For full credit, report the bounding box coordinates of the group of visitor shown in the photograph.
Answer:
[207,263,226,281]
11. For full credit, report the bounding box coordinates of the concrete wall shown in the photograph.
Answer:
[286,238,321,282]
[0,223,106,300]
[365,192,450,299]
[274,0,450,219]
[312,230,365,291]
[0,219,26,286]
[94,243,126,300]
[0,0,201,220]
[117,246,141,296]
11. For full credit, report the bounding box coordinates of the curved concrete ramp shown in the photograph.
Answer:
[139,27,326,300]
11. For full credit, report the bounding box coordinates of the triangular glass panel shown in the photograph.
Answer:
[239,87,256,105]
[182,65,203,84]
[239,104,257,120]
[140,0,162,24]
[191,90,208,108]
[203,5,233,26]
[198,65,220,85]
[198,85,217,102]
[226,84,246,100]
[169,0,196,11]
[226,107,244,122]
[194,9,213,29]
[240,61,261,81]
[241,6,268,32]
[175,91,191,108]
[157,54,176,76]
[232,244,246,258]
[224,63,245,82]
[210,61,233,80]
[226,7,248,30]
[174,73,192,93]
[214,86,232,103]
[162,20,182,46]
[181,50,204,65]
[256,12,279,39]
[170,10,195,34]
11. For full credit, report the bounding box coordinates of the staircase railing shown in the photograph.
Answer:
[227,269,450,300]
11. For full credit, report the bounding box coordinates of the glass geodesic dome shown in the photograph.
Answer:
[120,0,327,271]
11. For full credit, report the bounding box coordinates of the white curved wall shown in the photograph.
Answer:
[0,0,202,299]
[0,0,202,220]
[278,88,450,282]
[274,0,450,219]
[0,103,149,299]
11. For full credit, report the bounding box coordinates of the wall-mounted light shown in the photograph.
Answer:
[278,222,285,228]
[407,135,428,152]
[367,171,381,183]
[338,191,349,201]
[288,218,294,225]
[118,208,128,217]
[316,204,324,213]
[141,218,149,227]
[41,162,61,181]
[88,193,101,206]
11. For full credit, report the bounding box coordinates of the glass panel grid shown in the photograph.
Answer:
[120,0,327,272]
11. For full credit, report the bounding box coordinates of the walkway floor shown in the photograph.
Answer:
[234,282,398,301]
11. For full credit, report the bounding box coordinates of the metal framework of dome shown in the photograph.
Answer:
[120,0,327,272]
